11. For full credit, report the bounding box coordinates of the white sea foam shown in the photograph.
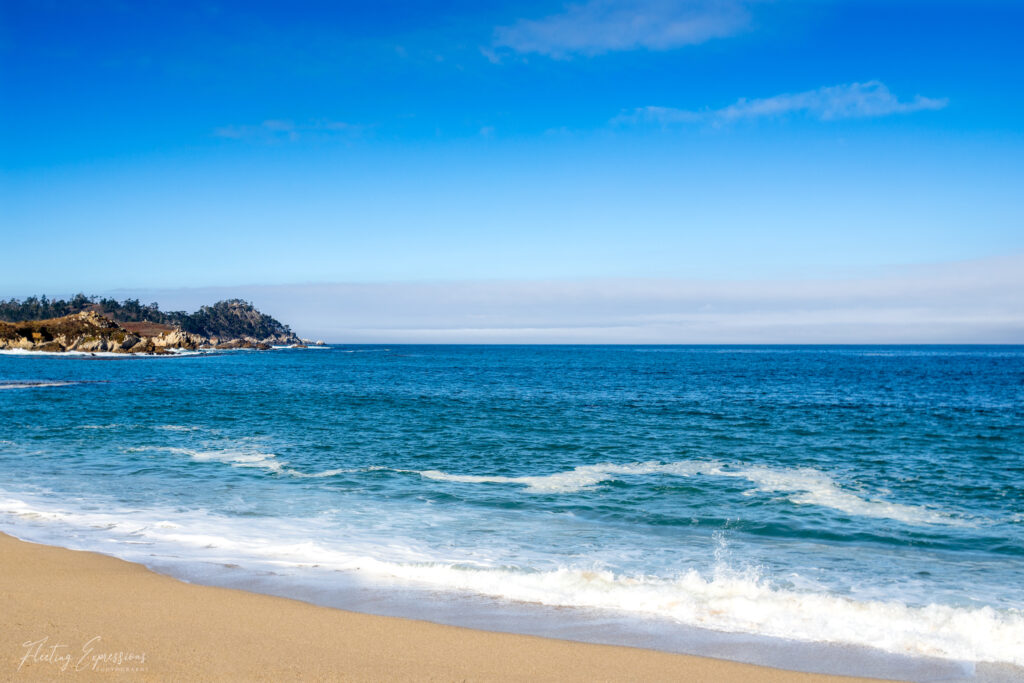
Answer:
[269,345,332,350]
[129,445,286,473]
[128,444,362,479]
[0,349,120,357]
[356,563,1024,666]
[79,424,200,432]
[286,464,401,478]
[418,461,968,527]
[0,348,213,358]
[286,468,354,478]
[0,349,139,358]
[190,450,283,471]
[0,381,78,389]
[0,494,1020,666]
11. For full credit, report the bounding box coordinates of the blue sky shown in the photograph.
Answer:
[2,1,1022,340]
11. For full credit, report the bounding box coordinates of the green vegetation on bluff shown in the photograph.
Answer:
[0,295,295,342]
[179,300,295,341]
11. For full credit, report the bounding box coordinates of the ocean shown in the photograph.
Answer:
[1,345,1022,680]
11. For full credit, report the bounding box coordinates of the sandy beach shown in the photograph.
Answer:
[0,532,882,682]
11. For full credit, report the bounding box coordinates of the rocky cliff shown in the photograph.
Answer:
[0,311,294,355]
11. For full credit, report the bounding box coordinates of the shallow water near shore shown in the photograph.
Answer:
[1,345,1022,680]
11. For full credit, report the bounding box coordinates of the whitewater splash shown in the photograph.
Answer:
[0,495,1020,666]
[417,461,969,527]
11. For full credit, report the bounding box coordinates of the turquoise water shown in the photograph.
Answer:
[1,346,1022,677]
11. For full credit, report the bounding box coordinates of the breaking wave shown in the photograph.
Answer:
[417,461,969,527]
[0,495,1019,666]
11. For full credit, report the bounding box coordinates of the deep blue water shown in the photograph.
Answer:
[1,346,1022,675]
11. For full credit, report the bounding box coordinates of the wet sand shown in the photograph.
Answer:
[0,532,882,681]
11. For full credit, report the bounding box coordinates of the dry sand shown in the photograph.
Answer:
[0,532,883,682]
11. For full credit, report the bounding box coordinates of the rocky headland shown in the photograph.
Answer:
[0,299,303,355]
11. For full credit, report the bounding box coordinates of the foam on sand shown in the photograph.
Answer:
[0,494,1020,667]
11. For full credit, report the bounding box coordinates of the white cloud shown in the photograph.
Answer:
[616,81,949,126]
[214,119,361,142]
[493,0,750,58]
[123,253,1024,344]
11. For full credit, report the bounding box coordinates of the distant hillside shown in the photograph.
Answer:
[0,295,298,343]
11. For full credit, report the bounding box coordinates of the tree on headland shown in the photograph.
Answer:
[0,295,294,340]
[0,294,176,323]
[176,299,294,340]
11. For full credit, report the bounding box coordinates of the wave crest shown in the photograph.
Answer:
[418,461,968,527]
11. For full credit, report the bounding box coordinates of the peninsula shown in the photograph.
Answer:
[0,296,301,354]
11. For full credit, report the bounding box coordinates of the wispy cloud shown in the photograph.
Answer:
[616,81,949,126]
[492,0,750,59]
[214,119,362,142]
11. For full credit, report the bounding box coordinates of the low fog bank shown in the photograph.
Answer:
[115,254,1024,344]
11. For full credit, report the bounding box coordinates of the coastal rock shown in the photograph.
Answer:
[123,335,141,350]
[0,308,288,355]
[72,338,104,352]
[0,337,35,350]
[128,339,155,354]
[130,339,173,355]
[153,329,205,350]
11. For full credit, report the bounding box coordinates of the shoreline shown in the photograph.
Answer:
[0,532,880,682]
